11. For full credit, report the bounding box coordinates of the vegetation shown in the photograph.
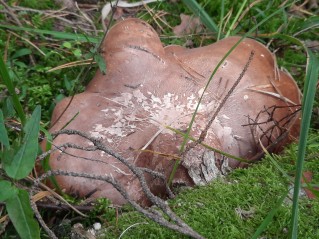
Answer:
[103,152,319,238]
[0,0,318,238]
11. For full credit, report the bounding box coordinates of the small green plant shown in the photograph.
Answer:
[89,198,117,224]
[0,57,41,239]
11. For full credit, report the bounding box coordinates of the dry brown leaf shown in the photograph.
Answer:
[302,171,319,199]
[173,14,203,36]
[305,40,319,52]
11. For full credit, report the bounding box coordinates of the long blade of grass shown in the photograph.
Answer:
[289,50,319,239]
[0,56,26,125]
[225,0,249,37]
[166,126,249,163]
[259,139,292,182]
[181,0,219,33]
[0,25,99,44]
[217,0,225,41]
[251,190,288,239]
[261,33,307,51]
[293,16,319,36]
[40,126,62,193]
[0,109,10,148]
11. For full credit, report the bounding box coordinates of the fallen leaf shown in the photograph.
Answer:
[305,40,319,52]
[302,171,319,200]
[173,14,203,36]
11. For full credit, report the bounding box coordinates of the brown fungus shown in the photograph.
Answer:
[45,18,301,205]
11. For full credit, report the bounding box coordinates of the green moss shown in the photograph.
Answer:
[101,137,319,238]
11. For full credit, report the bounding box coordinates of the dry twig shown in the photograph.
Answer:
[33,129,204,239]
[182,50,255,157]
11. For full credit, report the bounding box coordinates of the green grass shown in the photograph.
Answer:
[0,1,99,121]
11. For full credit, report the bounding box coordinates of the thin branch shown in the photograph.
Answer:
[183,50,255,156]
[29,191,58,239]
[199,50,255,143]
[33,169,204,239]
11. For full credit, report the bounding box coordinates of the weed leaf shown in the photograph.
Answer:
[5,189,40,239]
[0,109,10,147]
[4,106,41,180]
[94,54,107,74]
[11,48,32,60]
[0,180,18,201]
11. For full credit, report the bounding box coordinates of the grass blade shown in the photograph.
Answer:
[251,190,288,239]
[289,50,319,238]
[0,25,99,43]
[217,0,225,41]
[259,139,292,182]
[294,16,319,36]
[261,33,308,54]
[0,56,26,125]
[0,110,10,148]
[166,125,249,163]
[181,0,219,33]
[225,0,249,37]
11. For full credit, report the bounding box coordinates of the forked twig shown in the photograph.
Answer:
[183,50,255,155]
[32,129,204,239]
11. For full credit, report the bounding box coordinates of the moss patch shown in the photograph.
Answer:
[101,140,319,239]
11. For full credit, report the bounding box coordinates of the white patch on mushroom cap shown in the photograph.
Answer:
[91,89,213,140]
[210,118,237,150]
[133,89,147,102]
[198,87,208,96]
[113,92,133,107]
[222,114,230,120]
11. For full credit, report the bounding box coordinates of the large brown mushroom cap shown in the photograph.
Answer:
[47,18,300,205]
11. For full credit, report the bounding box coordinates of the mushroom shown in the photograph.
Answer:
[46,18,301,205]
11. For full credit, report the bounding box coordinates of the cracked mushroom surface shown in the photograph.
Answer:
[46,18,301,205]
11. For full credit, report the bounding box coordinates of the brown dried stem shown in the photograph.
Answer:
[33,129,204,239]
[183,50,255,157]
